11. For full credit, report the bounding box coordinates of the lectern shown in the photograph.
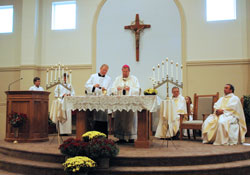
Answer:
[5,91,50,142]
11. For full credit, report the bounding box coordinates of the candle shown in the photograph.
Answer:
[157,64,160,82]
[46,69,49,85]
[171,60,174,80]
[152,67,155,82]
[162,61,164,81]
[180,65,183,83]
[176,63,179,82]
[66,67,68,84]
[58,64,61,80]
[69,70,72,85]
[55,65,57,82]
[50,67,53,83]
[166,57,169,78]
[62,65,64,82]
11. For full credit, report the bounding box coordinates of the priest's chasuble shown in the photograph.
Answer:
[202,93,246,145]
[111,75,140,141]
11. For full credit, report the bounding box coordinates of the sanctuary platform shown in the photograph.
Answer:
[0,135,250,175]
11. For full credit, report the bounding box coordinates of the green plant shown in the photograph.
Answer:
[85,137,119,159]
[59,138,88,157]
[63,156,96,175]
[243,95,250,125]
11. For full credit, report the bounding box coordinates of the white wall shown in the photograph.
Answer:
[179,0,248,61]
[96,0,182,98]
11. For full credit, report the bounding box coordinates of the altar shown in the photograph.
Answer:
[62,95,158,148]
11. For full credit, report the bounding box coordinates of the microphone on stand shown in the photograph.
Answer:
[8,78,23,91]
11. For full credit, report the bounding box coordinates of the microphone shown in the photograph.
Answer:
[8,78,23,91]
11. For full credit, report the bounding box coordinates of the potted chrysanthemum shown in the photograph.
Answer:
[82,131,106,142]
[63,156,96,175]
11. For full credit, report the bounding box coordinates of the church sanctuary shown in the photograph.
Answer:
[0,0,250,174]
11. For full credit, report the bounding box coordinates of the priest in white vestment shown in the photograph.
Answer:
[112,65,140,142]
[29,77,44,91]
[155,87,187,138]
[51,73,75,135]
[85,64,112,135]
[202,84,246,145]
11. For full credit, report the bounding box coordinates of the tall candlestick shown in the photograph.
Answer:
[180,65,183,83]
[69,70,72,85]
[162,61,164,81]
[46,69,49,85]
[54,65,57,82]
[152,67,155,83]
[166,57,169,77]
[50,67,53,84]
[176,63,179,82]
[171,60,174,80]
[157,64,160,82]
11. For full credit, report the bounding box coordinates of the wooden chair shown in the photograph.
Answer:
[180,92,219,140]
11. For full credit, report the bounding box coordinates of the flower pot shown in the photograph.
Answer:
[96,158,109,169]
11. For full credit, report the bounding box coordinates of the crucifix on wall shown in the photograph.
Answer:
[124,14,151,62]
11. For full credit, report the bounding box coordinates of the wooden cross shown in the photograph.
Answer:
[124,14,151,62]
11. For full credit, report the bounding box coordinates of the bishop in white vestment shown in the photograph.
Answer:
[202,84,246,145]
[112,65,140,142]
[50,73,75,135]
[29,77,44,91]
[85,64,112,135]
[155,87,187,138]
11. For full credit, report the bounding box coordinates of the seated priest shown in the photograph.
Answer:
[111,65,140,143]
[85,64,112,136]
[155,87,187,139]
[29,77,44,91]
[51,73,75,135]
[202,84,246,145]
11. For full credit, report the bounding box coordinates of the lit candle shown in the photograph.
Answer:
[46,69,49,85]
[171,60,174,80]
[69,70,72,85]
[152,67,156,82]
[166,57,169,78]
[162,61,164,81]
[157,64,160,82]
[176,63,179,82]
[50,67,53,83]
[180,65,183,83]
[54,65,57,82]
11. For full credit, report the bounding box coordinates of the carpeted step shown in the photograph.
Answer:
[0,153,64,175]
[0,169,24,175]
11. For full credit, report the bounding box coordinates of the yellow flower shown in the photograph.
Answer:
[82,131,106,140]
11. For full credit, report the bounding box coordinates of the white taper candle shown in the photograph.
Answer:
[50,67,53,83]
[176,63,179,82]
[157,64,160,82]
[69,70,72,85]
[46,69,49,85]
[162,61,164,81]
[166,57,169,77]
[171,60,174,79]
[180,65,183,83]
[62,65,64,82]
[58,64,61,80]
[54,65,57,81]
